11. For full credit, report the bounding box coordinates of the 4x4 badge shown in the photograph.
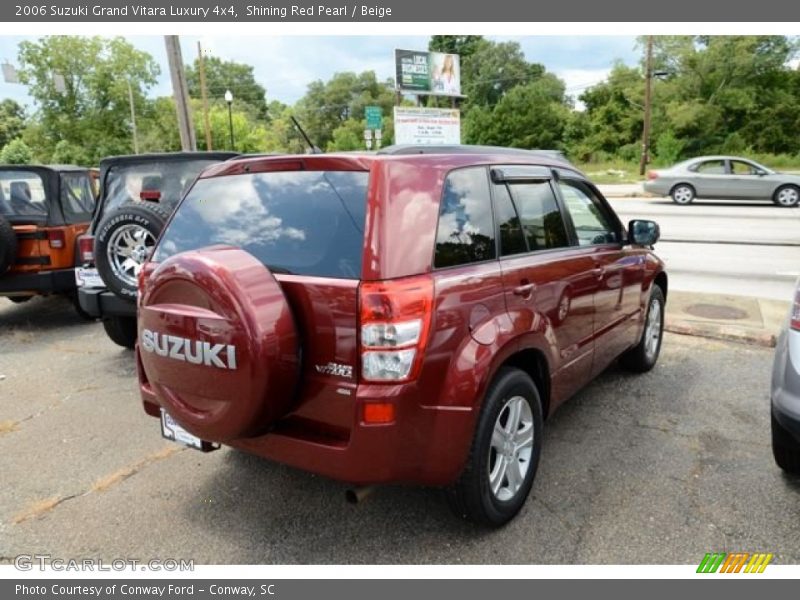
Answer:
[315,362,353,378]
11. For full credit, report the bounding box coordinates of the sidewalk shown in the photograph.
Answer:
[665,290,790,348]
[597,183,645,197]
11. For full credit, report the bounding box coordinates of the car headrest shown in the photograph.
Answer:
[10,181,31,202]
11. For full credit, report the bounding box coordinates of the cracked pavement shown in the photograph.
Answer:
[1,295,799,564]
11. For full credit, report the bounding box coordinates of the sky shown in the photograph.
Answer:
[0,35,641,109]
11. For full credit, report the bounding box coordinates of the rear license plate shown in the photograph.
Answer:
[75,267,105,289]
[160,409,219,452]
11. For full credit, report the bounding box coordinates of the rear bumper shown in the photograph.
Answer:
[138,353,476,487]
[0,268,75,295]
[78,287,136,319]
[643,180,669,195]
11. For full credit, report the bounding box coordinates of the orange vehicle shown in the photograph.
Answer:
[0,164,96,316]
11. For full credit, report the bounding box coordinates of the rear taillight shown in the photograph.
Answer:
[359,275,434,382]
[140,190,161,201]
[47,230,65,249]
[77,234,94,263]
[791,285,800,331]
[647,171,659,180]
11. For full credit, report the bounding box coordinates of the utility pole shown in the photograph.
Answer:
[126,79,139,154]
[164,35,196,151]
[639,35,654,176]
[197,41,212,151]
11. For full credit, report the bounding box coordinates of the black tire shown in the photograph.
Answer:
[7,295,32,304]
[620,284,665,373]
[773,184,800,208]
[670,183,695,205]
[102,316,137,350]
[0,215,17,275]
[94,203,171,300]
[446,367,544,527]
[772,413,800,475]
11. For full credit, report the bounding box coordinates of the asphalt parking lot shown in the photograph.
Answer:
[1,295,799,565]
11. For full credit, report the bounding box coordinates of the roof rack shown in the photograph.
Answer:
[377,144,567,160]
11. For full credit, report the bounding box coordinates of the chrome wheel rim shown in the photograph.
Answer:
[488,395,534,502]
[673,186,693,204]
[644,297,662,359]
[777,187,799,207]
[106,224,155,288]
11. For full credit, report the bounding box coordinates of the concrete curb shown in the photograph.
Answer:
[665,318,777,348]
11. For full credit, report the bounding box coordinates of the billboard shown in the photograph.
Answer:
[395,49,461,96]
[393,107,461,145]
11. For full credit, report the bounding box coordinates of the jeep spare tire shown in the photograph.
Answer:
[94,202,171,300]
[0,215,17,275]
[138,245,300,442]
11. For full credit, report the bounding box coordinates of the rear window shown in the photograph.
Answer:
[0,170,47,218]
[153,170,368,279]
[101,159,220,216]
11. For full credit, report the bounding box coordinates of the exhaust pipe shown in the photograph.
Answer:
[345,486,375,504]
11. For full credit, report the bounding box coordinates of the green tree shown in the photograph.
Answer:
[295,71,396,150]
[0,138,33,164]
[186,56,268,119]
[464,74,571,149]
[461,40,545,109]
[17,36,159,163]
[50,139,91,165]
[428,35,485,57]
[137,97,181,153]
[0,99,26,149]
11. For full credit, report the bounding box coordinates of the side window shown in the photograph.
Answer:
[559,180,619,246]
[61,174,95,220]
[693,160,726,174]
[492,183,526,256]
[731,160,758,175]
[507,181,569,252]
[434,168,496,268]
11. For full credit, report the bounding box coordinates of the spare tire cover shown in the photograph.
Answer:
[0,215,17,275]
[138,245,300,441]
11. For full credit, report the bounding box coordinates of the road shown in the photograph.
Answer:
[609,197,800,300]
[1,297,799,565]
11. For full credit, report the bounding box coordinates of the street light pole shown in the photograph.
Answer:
[224,89,234,151]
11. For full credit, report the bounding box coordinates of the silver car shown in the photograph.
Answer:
[771,285,800,475]
[643,155,800,207]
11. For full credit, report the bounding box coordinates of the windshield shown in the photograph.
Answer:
[100,159,221,216]
[154,170,369,279]
[0,170,47,218]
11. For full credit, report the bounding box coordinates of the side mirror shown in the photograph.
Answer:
[628,219,660,246]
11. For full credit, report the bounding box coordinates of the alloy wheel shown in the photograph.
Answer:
[488,395,534,502]
[106,224,155,288]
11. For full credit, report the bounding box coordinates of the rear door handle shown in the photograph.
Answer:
[513,283,536,297]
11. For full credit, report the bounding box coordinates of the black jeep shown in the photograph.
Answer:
[77,152,237,348]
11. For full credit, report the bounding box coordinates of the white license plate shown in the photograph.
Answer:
[74,267,105,289]
[160,409,217,451]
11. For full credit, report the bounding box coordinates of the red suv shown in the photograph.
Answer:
[136,146,667,526]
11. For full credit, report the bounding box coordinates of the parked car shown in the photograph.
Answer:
[76,152,237,349]
[0,164,96,315]
[135,146,667,526]
[770,281,800,475]
[644,156,800,206]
